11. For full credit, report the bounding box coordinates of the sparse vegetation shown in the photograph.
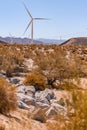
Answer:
[24,72,47,90]
[35,46,83,90]
[46,90,87,130]
[0,124,5,130]
[67,90,87,130]
[0,78,17,114]
[0,43,24,77]
[0,43,87,129]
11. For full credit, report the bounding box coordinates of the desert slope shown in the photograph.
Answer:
[0,42,87,130]
[61,37,87,46]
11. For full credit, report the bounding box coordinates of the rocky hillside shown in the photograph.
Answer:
[61,37,87,46]
[0,42,87,130]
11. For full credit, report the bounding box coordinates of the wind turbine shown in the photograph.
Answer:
[23,3,49,43]
[9,33,14,43]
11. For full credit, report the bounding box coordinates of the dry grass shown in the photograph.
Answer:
[46,90,87,130]
[0,124,5,130]
[0,78,17,114]
[0,43,86,90]
[0,43,87,76]
[1,43,87,129]
[24,72,47,90]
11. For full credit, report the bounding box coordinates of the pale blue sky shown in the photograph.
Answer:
[0,0,87,39]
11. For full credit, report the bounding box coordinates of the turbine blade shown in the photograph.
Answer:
[23,20,32,35]
[34,18,50,20]
[23,3,32,18]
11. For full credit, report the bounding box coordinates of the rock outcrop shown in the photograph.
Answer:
[16,84,67,121]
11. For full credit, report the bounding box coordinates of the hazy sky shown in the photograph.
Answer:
[0,0,87,39]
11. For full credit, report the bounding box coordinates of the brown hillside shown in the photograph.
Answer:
[60,37,87,46]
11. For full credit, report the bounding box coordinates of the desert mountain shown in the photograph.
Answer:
[0,36,65,44]
[37,38,65,44]
[60,37,87,46]
[0,36,43,44]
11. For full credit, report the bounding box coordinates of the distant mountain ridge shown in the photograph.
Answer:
[0,36,65,44]
[0,36,43,44]
[37,38,65,44]
[61,37,87,46]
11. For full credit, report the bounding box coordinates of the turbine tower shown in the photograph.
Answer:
[23,3,49,43]
[9,33,14,44]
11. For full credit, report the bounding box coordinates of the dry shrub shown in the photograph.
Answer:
[0,78,17,114]
[56,81,78,91]
[46,91,87,130]
[0,124,5,130]
[0,44,24,77]
[67,91,87,130]
[24,72,47,90]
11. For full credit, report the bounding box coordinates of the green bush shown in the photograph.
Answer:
[24,72,47,90]
[0,78,17,114]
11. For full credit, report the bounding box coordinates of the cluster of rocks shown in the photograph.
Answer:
[0,73,67,121]
[16,84,67,121]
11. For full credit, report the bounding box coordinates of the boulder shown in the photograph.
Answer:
[35,89,55,104]
[22,96,35,106]
[17,93,35,105]
[17,85,25,94]
[44,88,55,101]
[50,99,59,104]
[17,101,30,110]
[35,96,50,104]
[17,85,35,97]
[35,102,50,108]
[10,77,20,84]
[24,85,36,95]
[52,103,67,112]
[17,101,35,112]
[16,86,67,120]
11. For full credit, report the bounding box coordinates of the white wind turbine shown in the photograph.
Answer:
[9,33,14,43]
[23,3,49,43]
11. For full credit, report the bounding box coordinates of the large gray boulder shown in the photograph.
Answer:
[35,102,50,108]
[51,103,67,112]
[24,85,36,96]
[44,88,55,100]
[17,101,35,112]
[35,88,55,104]
[17,85,35,97]
[16,85,67,120]
[17,93,35,105]
[17,101,30,110]
[17,85,25,94]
